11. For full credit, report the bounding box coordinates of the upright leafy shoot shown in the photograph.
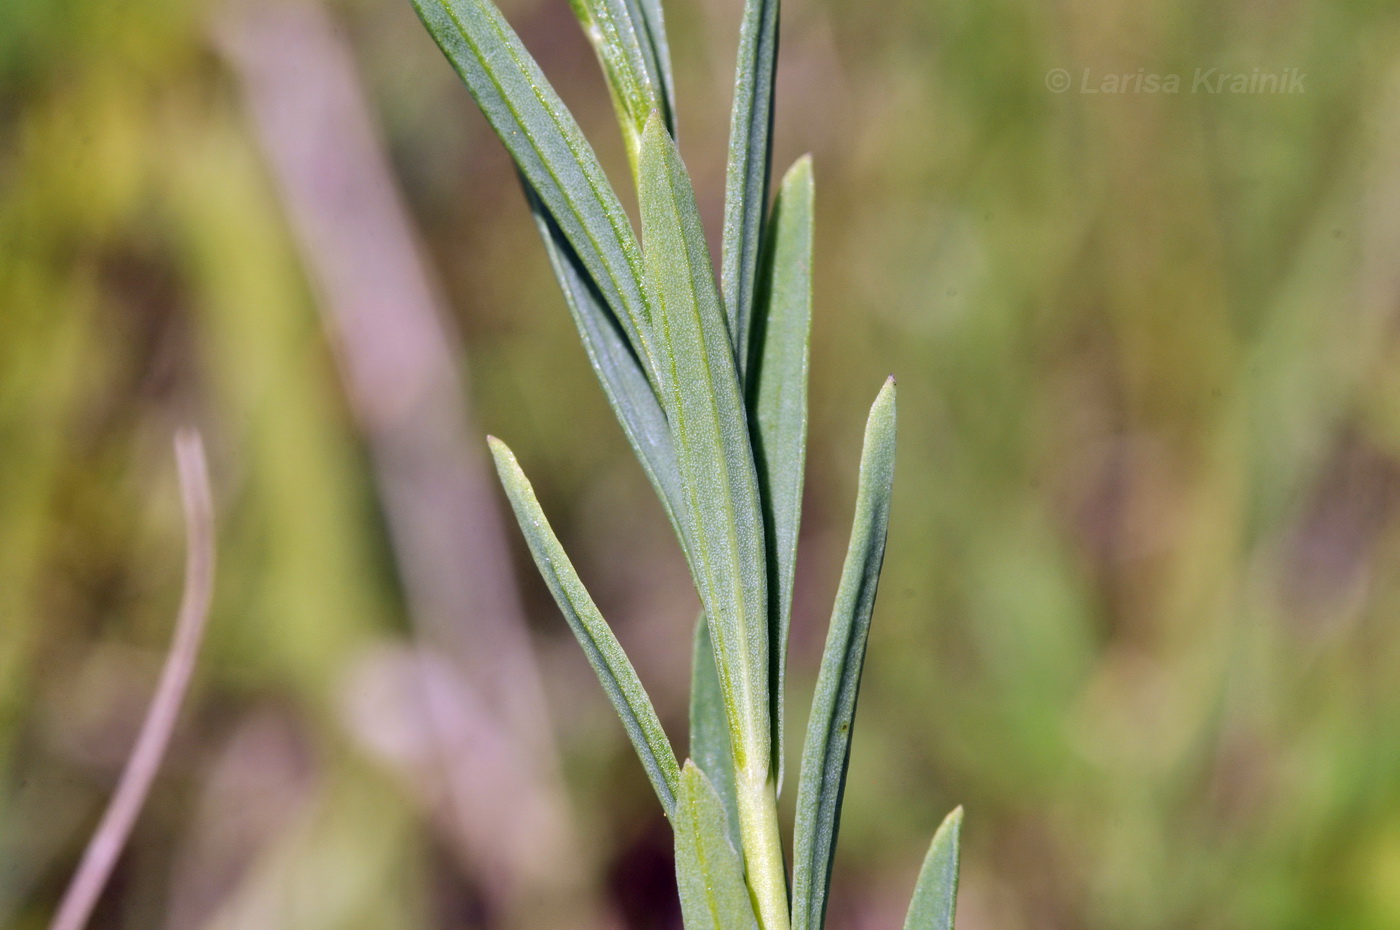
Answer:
[412,0,961,927]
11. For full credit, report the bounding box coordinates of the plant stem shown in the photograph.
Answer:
[737,770,790,930]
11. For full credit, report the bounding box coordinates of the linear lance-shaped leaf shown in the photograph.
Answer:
[689,615,741,851]
[903,807,963,930]
[565,0,674,168]
[521,180,689,550]
[722,0,780,368]
[489,437,681,816]
[638,114,771,779]
[413,0,660,386]
[791,378,897,930]
[674,761,762,930]
[747,156,813,791]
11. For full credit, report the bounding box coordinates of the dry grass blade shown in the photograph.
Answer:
[49,431,215,930]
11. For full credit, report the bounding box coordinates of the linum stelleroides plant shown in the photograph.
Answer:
[412,0,962,926]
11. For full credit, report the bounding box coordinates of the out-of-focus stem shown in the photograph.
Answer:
[50,432,215,930]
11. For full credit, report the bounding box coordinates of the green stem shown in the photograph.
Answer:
[736,770,790,930]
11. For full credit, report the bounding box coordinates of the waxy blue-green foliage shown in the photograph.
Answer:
[791,379,897,930]
[674,762,762,930]
[904,808,963,930]
[413,0,961,925]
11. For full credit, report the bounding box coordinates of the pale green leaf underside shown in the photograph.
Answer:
[412,0,660,386]
[722,0,780,369]
[903,807,963,930]
[638,114,771,780]
[521,181,688,547]
[488,437,681,816]
[674,762,761,930]
[689,615,741,851]
[791,379,897,930]
[748,156,813,792]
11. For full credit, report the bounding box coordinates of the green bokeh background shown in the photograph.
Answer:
[6,0,1400,927]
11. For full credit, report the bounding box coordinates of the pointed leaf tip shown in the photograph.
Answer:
[747,153,816,792]
[641,109,668,148]
[489,439,682,816]
[791,380,898,930]
[902,806,963,930]
[486,435,512,468]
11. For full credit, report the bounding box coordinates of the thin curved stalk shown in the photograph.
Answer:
[49,431,215,930]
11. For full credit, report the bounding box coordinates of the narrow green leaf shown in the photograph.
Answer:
[521,181,688,544]
[638,114,770,780]
[903,807,963,930]
[674,761,762,930]
[748,156,813,791]
[630,0,676,131]
[413,0,660,385]
[488,437,681,816]
[565,0,672,167]
[791,379,898,930]
[721,0,780,367]
[689,615,741,851]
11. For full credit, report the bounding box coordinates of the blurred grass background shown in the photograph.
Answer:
[6,0,1400,927]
